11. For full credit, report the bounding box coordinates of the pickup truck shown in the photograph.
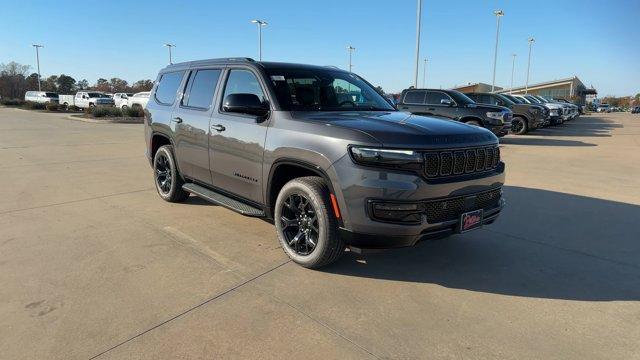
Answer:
[59,91,114,109]
[113,93,133,109]
[465,92,546,135]
[128,92,150,109]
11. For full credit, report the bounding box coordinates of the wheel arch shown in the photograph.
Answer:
[460,116,485,126]
[265,159,342,226]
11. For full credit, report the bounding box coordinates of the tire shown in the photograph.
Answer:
[510,116,528,135]
[465,119,482,127]
[274,176,344,269]
[121,105,128,110]
[153,145,189,202]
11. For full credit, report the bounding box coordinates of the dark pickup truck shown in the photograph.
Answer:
[397,89,512,137]
[465,92,546,135]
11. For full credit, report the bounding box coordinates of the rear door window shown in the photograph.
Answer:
[426,91,452,105]
[403,90,426,104]
[155,71,185,105]
[182,69,222,109]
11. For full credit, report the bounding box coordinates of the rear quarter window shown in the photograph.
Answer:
[155,71,185,105]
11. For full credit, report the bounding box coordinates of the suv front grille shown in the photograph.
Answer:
[423,146,500,179]
[424,188,502,223]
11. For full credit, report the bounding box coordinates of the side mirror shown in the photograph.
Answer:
[223,93,269,117]
[440,99,454,106]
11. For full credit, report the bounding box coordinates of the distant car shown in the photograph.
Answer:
[512,94,564,125]
[631,106,640,114]
[597,104,611,113]
[465,92,546,135]
[129,92,150,109]
[24,91,59,104]
[113,93,133,109]
[397,88,513,137]
[73,91,115,109]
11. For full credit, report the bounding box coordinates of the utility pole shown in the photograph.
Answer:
[346,46,356,72]
[525,37,535,94]
[422,58,428,88]
[164,44,175,64]
[32,44,43,91]
[251,19,268,61]
[491,10,504,92]
[414,0,422,87]
[510,53,516,94]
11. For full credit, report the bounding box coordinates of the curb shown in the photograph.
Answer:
[66,115,143,124]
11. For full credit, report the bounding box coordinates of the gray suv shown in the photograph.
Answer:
[144,58,506,268]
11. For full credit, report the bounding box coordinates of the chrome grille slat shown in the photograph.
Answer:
[423,146,500,179]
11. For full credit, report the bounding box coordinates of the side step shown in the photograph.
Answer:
[182,183,265,217]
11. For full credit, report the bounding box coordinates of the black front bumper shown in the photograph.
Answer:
[340,198,504,249]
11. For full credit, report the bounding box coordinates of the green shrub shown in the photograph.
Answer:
[124,106,144,117]
[88,106,123,118]
[46,103,59,111]
[0,98,25,106]
[23,101,46,110]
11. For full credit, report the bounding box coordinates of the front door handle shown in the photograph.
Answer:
[172,117,183,123]
[211,124,226,132]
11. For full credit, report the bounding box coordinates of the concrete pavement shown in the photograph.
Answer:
[0,107,639,359]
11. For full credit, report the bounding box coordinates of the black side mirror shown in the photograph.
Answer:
[223,93,269,117]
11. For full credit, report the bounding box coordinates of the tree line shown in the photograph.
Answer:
[0,61,153,99]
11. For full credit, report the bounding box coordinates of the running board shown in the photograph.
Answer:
[182,183,265,217]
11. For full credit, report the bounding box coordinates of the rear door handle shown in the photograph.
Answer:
[211,124,226,132]
[171,117,183,123]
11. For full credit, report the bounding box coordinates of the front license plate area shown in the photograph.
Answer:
[459,209,483,233]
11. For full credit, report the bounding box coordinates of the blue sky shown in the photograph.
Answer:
[2,0,638,96]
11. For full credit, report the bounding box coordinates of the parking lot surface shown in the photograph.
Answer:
[1,107,639,359]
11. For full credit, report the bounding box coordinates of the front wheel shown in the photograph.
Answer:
[121,105,128,110]
[153,145,189,202]
[511,117,528,135]
[465,119,482,127]
[274,177,344,268]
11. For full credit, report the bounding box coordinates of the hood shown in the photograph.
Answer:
[295,111,497,149]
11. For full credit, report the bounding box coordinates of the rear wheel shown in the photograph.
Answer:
[153,145,189,202]
[511,116,528,135]
[122,105,128,110]
[274,177,344,268]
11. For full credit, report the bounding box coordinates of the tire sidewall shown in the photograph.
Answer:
[274,180,330,266]
[512,117,527,135]
[153,146,179,201]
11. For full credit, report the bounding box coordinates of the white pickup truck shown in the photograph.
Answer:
[59,91,115,109]
[113,93,133,109]
[128,92,150,109]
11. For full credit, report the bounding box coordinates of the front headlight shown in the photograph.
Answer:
[549,109,558,116]
[349,147,423,170]
[486,111,504,120]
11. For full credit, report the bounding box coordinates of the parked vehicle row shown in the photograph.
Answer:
[145,58,506,268]
[26,90,150,110]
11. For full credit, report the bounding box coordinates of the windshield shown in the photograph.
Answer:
[495,94,516,106]
[525,95,541,103]
[44,92,58,97]
[535,96,550,103]
[503,94,524,104]
[447,90,475,105]
[265,68,395,111]
[88,93,103,98]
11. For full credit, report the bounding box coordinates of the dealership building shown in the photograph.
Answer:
[453,77,597,104]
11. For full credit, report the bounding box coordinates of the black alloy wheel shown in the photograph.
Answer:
[155,152,172,195]
[280,193,319,256]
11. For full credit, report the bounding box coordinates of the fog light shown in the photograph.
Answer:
[371,202,422,224]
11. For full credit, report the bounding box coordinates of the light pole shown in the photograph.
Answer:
[251,19,268,61]
[491,10,504,92]
[32,44,43,91]
[510,53,516,94]
[346,45,356,72]
[414,0,422,88]
[164,44,175,64]
[422,58,428,88]
[525,37,535,94]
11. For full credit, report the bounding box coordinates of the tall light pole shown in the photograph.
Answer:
[510,53,516,94]
[422,58,428,88]
[414,0,422,88]
[346,45,356,72]
[32,44,43,91]
[164,44,175,64]
[491,10,504,92]
[525,37,535,94]
[251,19,268,61]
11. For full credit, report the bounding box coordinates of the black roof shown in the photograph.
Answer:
[163,57,347,72]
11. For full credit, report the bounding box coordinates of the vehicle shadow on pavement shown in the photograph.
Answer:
[328,186,640,301]
[500,137,596,147]
[532,116,622,138]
